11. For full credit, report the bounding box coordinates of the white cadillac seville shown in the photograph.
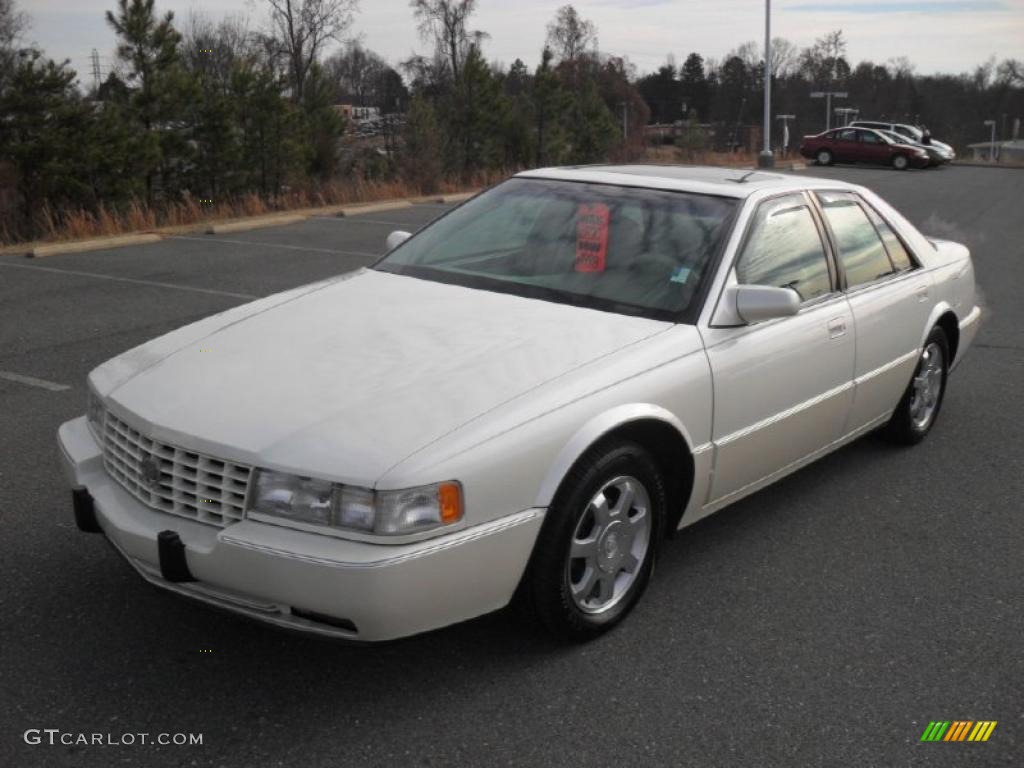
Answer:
[58,166,981,642]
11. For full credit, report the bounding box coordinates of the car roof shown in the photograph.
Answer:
[515,164,857,199]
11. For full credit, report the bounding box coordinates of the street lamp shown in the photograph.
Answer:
[758,0,774,169]
[810,90,847,130]
[983,119,997,162]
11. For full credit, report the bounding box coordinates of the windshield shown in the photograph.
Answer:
[375,178,737,320]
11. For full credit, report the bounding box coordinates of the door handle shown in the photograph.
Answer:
[827,317,847,338]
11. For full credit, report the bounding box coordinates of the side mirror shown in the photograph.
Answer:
[731,284,801,324]
[385,230,411,252]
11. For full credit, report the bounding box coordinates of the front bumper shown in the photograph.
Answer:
[58,416,545,641]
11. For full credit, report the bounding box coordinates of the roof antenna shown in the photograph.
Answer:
[730,170,758,183]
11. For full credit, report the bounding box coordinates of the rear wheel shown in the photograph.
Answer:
[520,442,665,642]
[892,153,910,170]
[883,326,949,444]
[816,149,833,166]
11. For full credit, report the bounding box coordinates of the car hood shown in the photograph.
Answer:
[95,269,670,484]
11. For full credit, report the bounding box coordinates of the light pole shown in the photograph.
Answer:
[810,90,847,130]
[983,119,996,161]
[758,0,774,169]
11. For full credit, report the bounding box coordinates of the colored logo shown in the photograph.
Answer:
[920,721,997,742]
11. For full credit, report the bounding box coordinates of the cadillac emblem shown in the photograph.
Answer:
[139,456,162,490]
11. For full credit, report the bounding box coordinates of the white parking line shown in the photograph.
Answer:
[0,370,70,392]
[169,234,378,259]
[0,261,257,299]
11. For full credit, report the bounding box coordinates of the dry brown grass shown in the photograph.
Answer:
[0,157,783,250]
[0,171,511,249]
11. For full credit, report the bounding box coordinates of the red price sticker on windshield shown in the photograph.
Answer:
[575,203,610,272]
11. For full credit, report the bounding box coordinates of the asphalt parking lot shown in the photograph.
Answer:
[1,166,1021,768]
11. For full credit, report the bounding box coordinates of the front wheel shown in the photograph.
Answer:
[520,442,665,641]
[816,149,833,166]
[892,153,910,170]
[883,326,949,444]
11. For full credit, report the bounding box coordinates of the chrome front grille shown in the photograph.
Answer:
[100,413,251,527]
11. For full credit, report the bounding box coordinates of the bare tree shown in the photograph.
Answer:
[770,37,798,79]
[799,29,849,85]
[183,12,256,88]
[0,0,27,49]
[996,58,1024,86]
[0,0,28,90]
[409,0,479,82]
[545,4,596,63]
[265,0,358,100]
[730,41,761,72]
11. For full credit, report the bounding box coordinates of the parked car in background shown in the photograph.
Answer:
[849,120,956,163]
[800,127,931,170]
[876,129,946,167]
[59,167,980,643]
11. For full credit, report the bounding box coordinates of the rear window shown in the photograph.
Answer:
[817,191,895,288]
[376,178,738,320]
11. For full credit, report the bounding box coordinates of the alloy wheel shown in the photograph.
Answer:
[910,341,944,429]
[566,475,652,614]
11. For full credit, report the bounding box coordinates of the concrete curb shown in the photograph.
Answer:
[206,214,307,235]
[28,233,163,258]
[437,191,479,204]
[335,201,413,217]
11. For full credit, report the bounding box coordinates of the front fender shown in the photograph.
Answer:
[534,404,694,508]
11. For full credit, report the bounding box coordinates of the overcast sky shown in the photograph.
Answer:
[19,0,1024,85]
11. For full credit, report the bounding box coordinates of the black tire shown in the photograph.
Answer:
[816,149,833,166]
[892,153,910,170]
[883,326,949,445]
[519,441,666,642]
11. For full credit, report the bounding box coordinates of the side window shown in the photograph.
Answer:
[817,192,895,288]
[735,195,832,302]
[859,130,881,144]
[863,203,915,271]
[836,129,857,142]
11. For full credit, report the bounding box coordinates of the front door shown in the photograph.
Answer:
[856,129,892,166]
[702,194,856,505]
[833,128,860,163]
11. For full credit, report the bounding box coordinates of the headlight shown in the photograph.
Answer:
[86,386,106,438]
[250,469,463,536]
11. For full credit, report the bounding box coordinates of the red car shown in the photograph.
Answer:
[800,127,930,170]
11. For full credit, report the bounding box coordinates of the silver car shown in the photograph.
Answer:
[59,167,981,642]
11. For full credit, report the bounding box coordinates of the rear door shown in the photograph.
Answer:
[813,191,933,430]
